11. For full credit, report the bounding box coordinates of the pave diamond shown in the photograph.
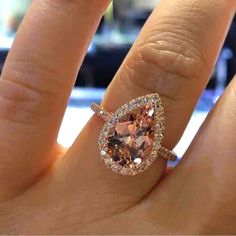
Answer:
[106,104,155,169]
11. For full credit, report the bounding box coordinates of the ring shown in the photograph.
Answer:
[91,93,177,176]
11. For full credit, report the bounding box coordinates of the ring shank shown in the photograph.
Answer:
[91,103,112,121]
[91,103,177,162]
[157,146,177,162]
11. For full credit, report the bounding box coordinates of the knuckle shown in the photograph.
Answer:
[0,80,45,125]
[0,60,64,124]
[3,58,65,96]
[138,39,204,80]
[120,29,208,101]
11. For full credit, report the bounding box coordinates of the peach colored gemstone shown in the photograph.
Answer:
[107,104,155,168]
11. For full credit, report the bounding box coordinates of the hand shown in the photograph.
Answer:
[0,0,235,234]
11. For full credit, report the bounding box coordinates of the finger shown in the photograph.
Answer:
[53,0,236,213]
[145,77,236,234]
[86,78,236,235]
[0,0,110,200]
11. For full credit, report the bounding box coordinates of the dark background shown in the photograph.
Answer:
[0,1,235,90]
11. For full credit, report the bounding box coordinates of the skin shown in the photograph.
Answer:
[0,0,236,234]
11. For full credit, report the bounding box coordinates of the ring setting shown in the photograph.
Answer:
[91,93,176,176]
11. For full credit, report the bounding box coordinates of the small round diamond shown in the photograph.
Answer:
[100,150,106,156]
[134,158,142,164]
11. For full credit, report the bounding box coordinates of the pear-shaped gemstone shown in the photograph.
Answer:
[107,104,155,168]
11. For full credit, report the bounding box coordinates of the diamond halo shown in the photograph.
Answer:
[91,93,176,176]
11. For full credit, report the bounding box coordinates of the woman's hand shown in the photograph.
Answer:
[0,0,236,234]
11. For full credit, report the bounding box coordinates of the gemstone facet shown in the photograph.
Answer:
[107,104,155,169]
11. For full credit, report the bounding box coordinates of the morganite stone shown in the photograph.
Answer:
[107,104,156,168]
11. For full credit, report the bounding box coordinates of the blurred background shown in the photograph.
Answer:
[0,0,235,158]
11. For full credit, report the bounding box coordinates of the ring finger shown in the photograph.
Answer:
[51,0,235,214]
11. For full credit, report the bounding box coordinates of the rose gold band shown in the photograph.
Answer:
[91,103,112,121]
[91,103,177,162]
